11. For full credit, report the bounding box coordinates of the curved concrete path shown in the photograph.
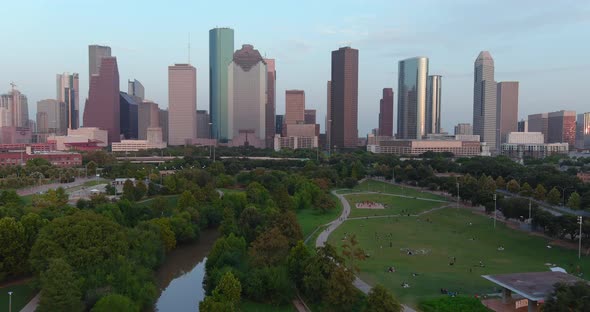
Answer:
[316,190,417,312]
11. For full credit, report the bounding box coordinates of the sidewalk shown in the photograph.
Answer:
[19,293,39,312]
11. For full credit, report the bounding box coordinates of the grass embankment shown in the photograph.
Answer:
[354,179,448,201]
[0,282,36,312]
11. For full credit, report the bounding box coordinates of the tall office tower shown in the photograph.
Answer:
[159,109,169,143]
[285,90,305,125]
[264,58,276,148]
[473,51,497,151]
[576,113,590,149]
[517,119,528,132]
[326,81,331,148]
[548,110,576,149]
[28,119,36,133]
[197,110,210,139]
[454,123,473,135]
[36,99,61,133]
[330,47,359,148]
[496,81,519,149]
[426,75,442,134]
[397,57,428,139]
[83,57,120,144]
[128,79,145,100]
[0,88,29,128]
[528,113,549,143]
[305,109,316,125]
[88,45,112,81]
[275,115,284,135]
[209,27,234,141]
[378,88,394,137]
[138,101,160,140]
[119,92,139,139]
[228,45,267,148]
[56,73,80,129]
[168,64,197,146]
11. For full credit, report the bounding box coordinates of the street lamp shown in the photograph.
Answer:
[555,186,574,207]
[579,216,583,259]
[8,291,12,312]
[456,182,460,209]
[493,193,497,229]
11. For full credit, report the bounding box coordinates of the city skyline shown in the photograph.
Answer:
[1,1,589,136]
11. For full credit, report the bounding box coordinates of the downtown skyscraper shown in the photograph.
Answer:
[473,51,497,152]
[264,58,276,148]
[397,57,428,139]
[496,81,519,149]
[330,47,358,149]
[209,27,234,141]
[168,64,197,146]
[56,73,79,129]
[378,88,394,137]
[88,45,111,82]
[426,75,442,134]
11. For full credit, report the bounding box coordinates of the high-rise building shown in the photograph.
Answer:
[326,81,331,149]
[548,110,576,149]
[378,88,394,137]
[227,44,267,148]
[168,64,197,146]
[275,115,284,135]
[138,101,159,140]
[88,45,111,81]
[83,57,120,144]
[426,75,442,134]
[528,113,549,143]
[496,81,519,149]
[36,99,61,133]
[119,92,139,140]
[0,88,28,128]
[159,109,168,143]
[56,73,80,129]
[285,90,305,125]
[473,51,497,152]
[128,79,145,100]
[304,109,316,125]
[576,113,590,149]
[454,123,473,135]
[517,119,528,132]
[398,57,428,139]
[197,110,210,139]
[265,58,276,148]
[330,47,358,148]
[209,27,234,141]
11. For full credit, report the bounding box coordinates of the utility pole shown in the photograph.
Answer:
[456,182,460,209]
[529,198,532,229]
[579,216,583,259]
[493,193,497,229]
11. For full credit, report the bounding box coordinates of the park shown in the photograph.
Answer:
[327,179,590,308]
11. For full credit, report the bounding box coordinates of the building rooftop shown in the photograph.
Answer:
[482,272,587,301]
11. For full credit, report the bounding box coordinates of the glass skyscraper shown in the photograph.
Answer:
[473,51,496,152]
[397,57,428,139]
[209,27,234,141]
[426,75,442,134]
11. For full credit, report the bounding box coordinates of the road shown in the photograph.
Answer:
[316,190,417,312]
[497,189,590,217]
[67,183,108,203]
[16,176,99,196]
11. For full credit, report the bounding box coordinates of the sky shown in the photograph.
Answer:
[1,0,589,136]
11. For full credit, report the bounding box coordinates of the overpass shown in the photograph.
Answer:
[116,155,309,164]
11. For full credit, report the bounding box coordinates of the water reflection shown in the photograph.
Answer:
[154,229,219,312]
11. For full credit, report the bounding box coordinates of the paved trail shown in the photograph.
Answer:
[316,190,417,312]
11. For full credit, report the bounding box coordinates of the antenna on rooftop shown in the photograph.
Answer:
[188,32,191,64]
[10,81,16,91]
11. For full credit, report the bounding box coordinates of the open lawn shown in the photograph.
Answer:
[328,207,589,306]
[0,282,36,312]
[297,194,343,239]
[345,193,447,218]
[136,194,180,208]
[355,180,448,201]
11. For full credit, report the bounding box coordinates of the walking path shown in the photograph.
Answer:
[338,191,449,203]
[19,293,39,312]
[316,190,417,312]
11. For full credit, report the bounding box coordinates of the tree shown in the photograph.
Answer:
[543,282,590,312]
[366,284,402,312]
[249,227,290,267]
[495,176,506,189]
[341,233,366,273]
[122,180,136,201]
[520,182,533,197]
[506,179,520,193]
[91,294,138,312]
[147,218,176,252]
[177,190,197,210]
[200,271,241,312]
[567,192,581,209]
[0,217,28,279]
[547,187,561,205]
[533,184,547,201]
[287,241,312,290]
[86,161,97,176]
[324,266,358,311]
[238,206,262,243]
[38,258,84,312]
[134,180,147,201]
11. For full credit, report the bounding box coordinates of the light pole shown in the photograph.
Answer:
[579,216,583,259]
[556,186,574,207]
[528,198,532,228]
[456,182,460,209]
[8,291,12,312]
[493,193,497,229]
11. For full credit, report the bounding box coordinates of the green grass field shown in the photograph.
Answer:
[136,194,180,208]
[344,194,447,218]
[296,193,343,240]
[0,282,36,312]
[355,180,448,201]
[328,204,589,306]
